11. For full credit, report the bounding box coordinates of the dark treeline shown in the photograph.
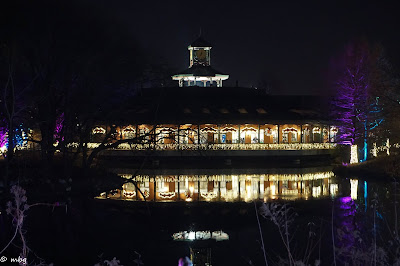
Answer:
[0,0,177,186]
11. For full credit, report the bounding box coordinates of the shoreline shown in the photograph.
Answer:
[333,155,400,182]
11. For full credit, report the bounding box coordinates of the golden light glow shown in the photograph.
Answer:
[127,171,334,183]
[123,190,136,198]
[350,179,358,200]
[221,127,237,132]
[96,143,336,151]
[312,186,321,198]
[66,142,337,151]
[330,184,338,197]
[159,192,176,199]
[270,184,276,196]
[122,126,135,133]
[387,138,390,155]
[92,127,106,134]
[282,127,298,133]
[312,127,321,133]
[200,192,217,201]
[97,171,339,202]
[241,127,257,132]
[372,142,377,157]
[350,144,358,164]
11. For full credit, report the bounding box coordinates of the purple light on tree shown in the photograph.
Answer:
[331,41,369,146]
[0,127,7,149]
[0,119,8,151]
[53,112,64,143]
[331,40,384,161]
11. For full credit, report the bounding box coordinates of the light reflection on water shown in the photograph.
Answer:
[96,168,364,202]
[94,167,393,265]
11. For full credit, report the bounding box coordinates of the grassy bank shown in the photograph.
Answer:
[333,155,400,181]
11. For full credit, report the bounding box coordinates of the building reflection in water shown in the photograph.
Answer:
[98,171,340,202]
[350,179,358,200]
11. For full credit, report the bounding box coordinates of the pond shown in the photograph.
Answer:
[2,167,398,266]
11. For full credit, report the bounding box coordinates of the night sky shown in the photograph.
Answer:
[3,0,400,95]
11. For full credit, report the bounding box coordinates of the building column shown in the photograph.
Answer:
[197,124,201,145]
[238,125,241,144]
[300,181,303,194]
[328,125,331,143]
[300,124,303,143]
[238,177,241,201]
[153,177,157,202]
[177,124,180,146]
[310,124,314,143]
[152,124,157,144]
[258,124,261,143]
[217,125,221,144]
[277,125,280,144]
[320,125,323,143]
[177,177,180,201]
[218,181,221,201]
[135,182,139,201]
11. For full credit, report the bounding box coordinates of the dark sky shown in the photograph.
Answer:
[5,0,400,95]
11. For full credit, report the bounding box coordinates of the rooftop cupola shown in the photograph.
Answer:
[189,36,212,67]
[172,35,229,87]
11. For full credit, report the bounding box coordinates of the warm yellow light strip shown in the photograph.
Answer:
[123,171,334,183]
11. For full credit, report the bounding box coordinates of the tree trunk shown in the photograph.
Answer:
[6,120,14,161]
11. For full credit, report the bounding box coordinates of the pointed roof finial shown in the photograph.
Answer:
[190,29,212,47]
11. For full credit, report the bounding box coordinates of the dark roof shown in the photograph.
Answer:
[175,65,227,77]
[104,87,331,125]
[190,36,212,47]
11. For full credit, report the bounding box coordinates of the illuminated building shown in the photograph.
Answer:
[90,36,338,155]
[89,37,342,202]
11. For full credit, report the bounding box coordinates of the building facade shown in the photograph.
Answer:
[88,36,337,152]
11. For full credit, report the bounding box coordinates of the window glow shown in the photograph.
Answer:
[330,184,339,197]
[159,192,176,199]
[283,127,298,133]
[312,186,321,198]
[92,127,106,134]
[312,127,321,133]
[200,192,217,201]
